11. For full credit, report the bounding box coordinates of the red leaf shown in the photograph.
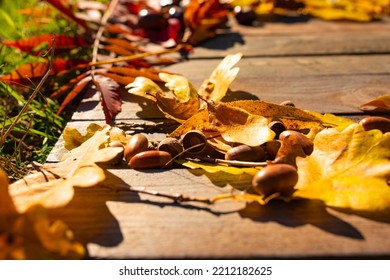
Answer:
[44,0,90,31]
[93,75,122,124]
[56,75,92,116]
[0,58,87,84]
[2,34,88,55]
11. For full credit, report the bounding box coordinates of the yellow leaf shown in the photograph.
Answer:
[198,52,242,102]
[360,94,390,113]
[125,76,161,101]
[168,108,210,138]
[180,159,260,176]
[227,100,324,131]
[63,123,103,150]
[159,72,199,103]
[308,112,356,131]
[295,123,390,213]
[208,101,275,146]
[8,179,74,214]
[126,75,200,122]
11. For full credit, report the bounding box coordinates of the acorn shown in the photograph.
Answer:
[265,140,282,160]
[124,134,149,162]
[158,137,184,157]
[252,164,298,197]
[129,150,172,169]
[359,116,390,133]
[279,130,314,156]
[225,144,265,162]
[181,130,207,155]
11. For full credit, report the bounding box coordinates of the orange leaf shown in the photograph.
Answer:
[2,34,87,55]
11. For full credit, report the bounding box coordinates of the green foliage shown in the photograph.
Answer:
[0,0,76,181]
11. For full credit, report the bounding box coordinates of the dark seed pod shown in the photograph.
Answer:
[359,116,390,133]
[225,144,265,162]
[252,164,298,197]
[181,130,207,154]
[158,137,184,157]
[279,130,314,156]
[129,150,172,169]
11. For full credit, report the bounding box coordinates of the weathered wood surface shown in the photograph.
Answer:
[48,16,390,259]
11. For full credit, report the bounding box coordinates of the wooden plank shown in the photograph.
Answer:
[48,167,390,259]
[45,18,390,260]
[189,17,390,58]
[71,55,390,120]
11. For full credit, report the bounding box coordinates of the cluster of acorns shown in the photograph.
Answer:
[110,115,389,198]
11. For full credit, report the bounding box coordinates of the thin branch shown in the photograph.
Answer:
[91,0,120,66]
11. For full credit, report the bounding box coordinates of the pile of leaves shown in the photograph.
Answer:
[1,52,389,259]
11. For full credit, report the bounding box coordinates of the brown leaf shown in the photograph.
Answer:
[360,94,390,113]
[227,100,324,130]
[207,101,275,146]
[198,53,242,102]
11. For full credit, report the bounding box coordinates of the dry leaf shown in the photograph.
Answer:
[295,123,390,213]
[360,94,390,113]
[227,100,324,131]
[208,101,275,146]
[126,74,200,122]
[180,159,260,176]
[198,53,242,102]
[1,168,85,260]
[63,123,103,150]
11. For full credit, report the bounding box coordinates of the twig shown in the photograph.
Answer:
[127,186,213,204]
[0,37,56,147]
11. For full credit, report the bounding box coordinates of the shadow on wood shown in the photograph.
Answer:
[239,200,365,240]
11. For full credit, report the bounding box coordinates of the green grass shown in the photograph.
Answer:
[0,0,81,181]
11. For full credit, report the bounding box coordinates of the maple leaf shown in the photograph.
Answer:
[360,94,390,113]
[198,52,242,102]
[295,123,390,214]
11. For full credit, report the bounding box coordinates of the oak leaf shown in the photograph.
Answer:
[0,168,85,260]
[295,123,390,213]
[207,101,275,147]
[198,52,242,102]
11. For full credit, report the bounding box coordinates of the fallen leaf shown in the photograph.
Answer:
[126,74,200,122]
[360,94,390,113]
[227,100,325,131]
[180,159,260,176]
[198,52,242,102]
[208,101,275,146]
[295,123,390,213]
[63,123,103,151]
